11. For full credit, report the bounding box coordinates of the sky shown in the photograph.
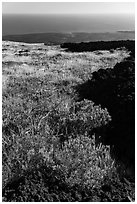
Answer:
[2,2,135,15]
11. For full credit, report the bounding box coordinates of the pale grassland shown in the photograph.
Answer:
[2,41,129,91]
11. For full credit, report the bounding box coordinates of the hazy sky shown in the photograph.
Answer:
[2,2,135,15]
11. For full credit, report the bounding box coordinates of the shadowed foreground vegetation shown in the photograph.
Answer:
[2,40,135,201]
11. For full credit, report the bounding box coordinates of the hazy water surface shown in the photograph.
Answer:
[2,14,135,35]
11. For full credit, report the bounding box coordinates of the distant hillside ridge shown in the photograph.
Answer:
[2,31,135,44]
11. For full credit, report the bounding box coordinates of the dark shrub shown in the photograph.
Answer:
[61,40,135,57]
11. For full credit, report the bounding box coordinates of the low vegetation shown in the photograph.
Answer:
[2,40,135,201]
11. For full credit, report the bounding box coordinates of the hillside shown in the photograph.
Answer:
[2,40,135,201]
[2,31,135,44]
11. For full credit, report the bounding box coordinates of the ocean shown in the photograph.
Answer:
[2,14,135,36]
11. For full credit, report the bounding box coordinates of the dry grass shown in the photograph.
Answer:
[2,41,129,89]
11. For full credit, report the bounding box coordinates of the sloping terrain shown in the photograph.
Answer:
[2,41,134,201]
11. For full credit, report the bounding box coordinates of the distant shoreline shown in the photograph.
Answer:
[2,31,135,44]
[2,30,135,36]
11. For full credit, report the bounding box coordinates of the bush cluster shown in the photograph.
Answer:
[2,132,119,202]
[3,129,133,201]
[61,40,135,56]
[3,91,114,201]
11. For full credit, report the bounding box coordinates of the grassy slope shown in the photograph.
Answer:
[2,41,134,201]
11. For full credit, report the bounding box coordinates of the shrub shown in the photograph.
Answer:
[3,133,118,202]
[44,99,111,143]
[41,134,116,189]
[2,98,111,188]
